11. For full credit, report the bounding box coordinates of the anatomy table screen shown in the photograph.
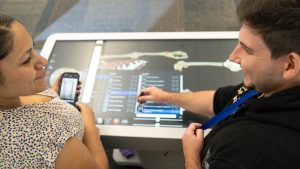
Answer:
[44,36,242,127]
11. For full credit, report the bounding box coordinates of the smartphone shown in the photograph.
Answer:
[59,72,80,105]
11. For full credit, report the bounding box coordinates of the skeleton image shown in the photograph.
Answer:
[174,59,241,72]
[101,51,188,60]
[99,51,188,70]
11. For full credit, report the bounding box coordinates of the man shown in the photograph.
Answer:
[138,0,300,168]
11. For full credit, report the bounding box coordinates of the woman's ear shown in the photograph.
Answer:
[282,52,300,80]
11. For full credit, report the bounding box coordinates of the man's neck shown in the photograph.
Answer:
[263,82,300,97]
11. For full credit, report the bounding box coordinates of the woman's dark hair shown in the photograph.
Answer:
[237,0,300,59]
[0,13,15,60]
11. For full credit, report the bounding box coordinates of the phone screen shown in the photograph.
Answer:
[59,73,79,105]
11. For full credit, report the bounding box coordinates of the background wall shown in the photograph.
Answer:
[0,0,241,50]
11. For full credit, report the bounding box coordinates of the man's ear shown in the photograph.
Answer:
[282,52,300,80]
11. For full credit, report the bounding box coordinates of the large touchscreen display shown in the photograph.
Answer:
[45,39,242,127]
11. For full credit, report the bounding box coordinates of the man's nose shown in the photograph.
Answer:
[228,46,241,64]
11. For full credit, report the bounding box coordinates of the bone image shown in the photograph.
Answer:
[101,51,188,60]
[174,59,241,72]
[99,59,148,70]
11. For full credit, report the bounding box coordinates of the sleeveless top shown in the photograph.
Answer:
[0,88,84,169]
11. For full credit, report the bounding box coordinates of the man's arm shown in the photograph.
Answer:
[138,86,215,117]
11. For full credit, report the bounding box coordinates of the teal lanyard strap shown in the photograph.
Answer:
[201,89,259,130]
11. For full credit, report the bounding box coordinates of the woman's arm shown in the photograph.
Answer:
[55,136,107,169]
[55,103,109,169]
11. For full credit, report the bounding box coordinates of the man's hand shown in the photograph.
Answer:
[182,123,204,169]
[137,86,170,103]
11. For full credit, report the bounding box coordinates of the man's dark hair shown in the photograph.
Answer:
[0,13,15,60]
[237,0,300,59]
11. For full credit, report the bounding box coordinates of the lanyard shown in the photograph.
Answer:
[201,89,259,130]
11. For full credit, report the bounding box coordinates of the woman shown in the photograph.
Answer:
[0,13,108,169]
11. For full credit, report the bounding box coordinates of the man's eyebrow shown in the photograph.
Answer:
[239,41,254,54]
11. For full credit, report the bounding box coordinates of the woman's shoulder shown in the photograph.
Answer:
[37,88,59,97]
[0,91,84,168]
[17,88,58,106]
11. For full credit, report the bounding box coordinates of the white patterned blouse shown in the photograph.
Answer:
[0,88,84,169]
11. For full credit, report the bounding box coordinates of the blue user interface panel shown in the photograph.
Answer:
[42,33,242,128]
